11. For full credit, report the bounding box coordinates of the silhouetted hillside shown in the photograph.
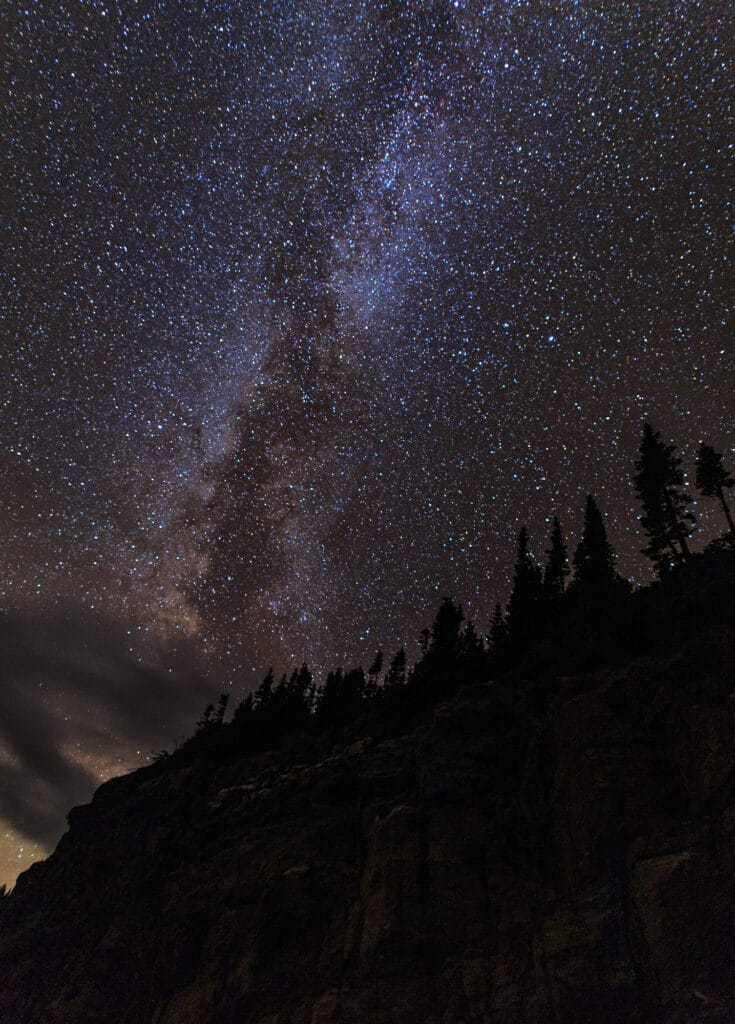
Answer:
[1,549,735,1023]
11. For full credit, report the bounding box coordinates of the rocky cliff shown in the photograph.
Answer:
[2,637,735,1023]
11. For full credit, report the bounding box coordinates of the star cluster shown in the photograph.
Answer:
[1,0,733,874]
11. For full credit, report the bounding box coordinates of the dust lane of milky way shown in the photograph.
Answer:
[0,2,732,880]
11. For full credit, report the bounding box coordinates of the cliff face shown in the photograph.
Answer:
[2,639,735,1024]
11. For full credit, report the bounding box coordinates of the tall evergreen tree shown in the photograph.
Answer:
[254,667,275,709]
[695,443,735,537]
[385,647,406,687]
[281,663,313,719]
[489,601,506,652]
[367,650,384,693]
[430,597,464,657]
[507,527,543,646]
[487,601,508,675]
[634,423,696,571]
[409,598,465,701]
[232,693,253,728]
[214,693,229,725]
[460,618,487,682]
[544,517,570,600]
[572,495,617,594]
[317,666,365,724]
[461,619,482,655]
[196,702,215,731]
[195,693,229,731]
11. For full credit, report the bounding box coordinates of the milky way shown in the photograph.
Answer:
[1,1,733,878]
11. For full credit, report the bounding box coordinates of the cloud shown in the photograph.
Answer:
[0,612,215,848]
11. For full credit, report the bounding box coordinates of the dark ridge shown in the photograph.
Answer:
[1,428,735,1022]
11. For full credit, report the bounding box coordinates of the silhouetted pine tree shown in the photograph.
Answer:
[366,650,384,697]
[232,693,253,728]
[543,517,569,601]
[195,693,228,731]
[460,618,487,683]
[187,693,231,757]
[196,703,215,731]
[487,601,509,676]
[254,668,275,709]
[385,647,407,688]
[571,495,617,596]
[507,527,543,649]
[342,667,366,699]
[277,663,313,724]
[462,619,481,654]
[316,666,365,725]
[634,423,696,571]
[318,667,342,710]
[489,602,506,650]
[294,663,314,707]
[696,443,735,538]
[272,673,289,709]
[430,597,464,657]
[214,693,229,725]
[410,598,464,700]
[369,650,383,677]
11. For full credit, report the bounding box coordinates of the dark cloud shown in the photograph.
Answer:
[0,613,214,847]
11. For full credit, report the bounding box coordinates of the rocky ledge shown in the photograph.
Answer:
[2,638,735,1023]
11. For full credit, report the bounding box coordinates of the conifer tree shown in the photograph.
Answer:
[342,667,366,700]
[430,597,464,656]
[316,667,342,723]
[273,672,288,707]
[507,527,543,646]
[214,693,229,725]
[254,668,275,709]
[323,667,343,697]
[544,517,569,600]
[695,443,735,537]
[232,693,253,727]
[461,619,482,656]
[409,598,465,700]
[196,703,215,731]
[367,650,384,693]
[487,601,509,675]
[489,601,506,651]
[634,423,696,571]
[385,647,406,687]
[572,495,617,594]
[282,663,313,718]
[317,666,365,723]
[195,693,228,732]
[460,618,487,682]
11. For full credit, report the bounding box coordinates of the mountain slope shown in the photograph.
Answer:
[2,633,735,1023]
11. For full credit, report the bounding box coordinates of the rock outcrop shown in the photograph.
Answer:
[2,638,735,1023]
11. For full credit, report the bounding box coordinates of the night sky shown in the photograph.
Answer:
[1,0,732,883]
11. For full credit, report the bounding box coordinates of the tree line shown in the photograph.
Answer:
[161,424,734,766]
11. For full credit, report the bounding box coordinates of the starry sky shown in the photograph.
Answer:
[1,0,733,882]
